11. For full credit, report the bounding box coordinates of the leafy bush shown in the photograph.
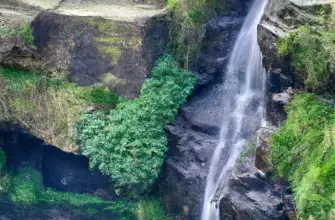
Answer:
[88,87,119,108]
[9,168,44,205]
[0,24,34,46]
[278,26,335,93]
[269,93,335,219]
[77,55,196,194]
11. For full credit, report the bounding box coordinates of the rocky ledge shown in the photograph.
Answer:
[0,0,169,98]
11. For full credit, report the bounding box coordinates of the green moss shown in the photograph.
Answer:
[137,199,167,220]
[9,168,44,205]
[269,93,335,219]
[89,87,119,108]
[84,18,141,64]
[0,67,118,152]
[278,26,335,94]
[0,149,6,172]
[167,0,229,68]
[100,72,126,87]
[96,45,122,63]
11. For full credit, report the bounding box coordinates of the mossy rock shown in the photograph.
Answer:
[32,9,168,99]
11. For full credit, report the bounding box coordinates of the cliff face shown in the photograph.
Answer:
[0,0,168,99]
[258,0,334,125]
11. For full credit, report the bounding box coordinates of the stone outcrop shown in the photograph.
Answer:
[219,173,295,220]
[258,0,334,125]
[219,126,296,220]
[0,0,169,98]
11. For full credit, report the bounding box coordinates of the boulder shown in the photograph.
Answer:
[0,0,169,98]
[255,127,277,173]
[219,173,295,220]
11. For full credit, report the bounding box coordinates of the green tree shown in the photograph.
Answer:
[77,55,197,194]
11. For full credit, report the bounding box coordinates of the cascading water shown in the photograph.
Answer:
[201,0,268,219]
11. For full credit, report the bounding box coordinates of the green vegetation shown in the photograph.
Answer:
[4,166,166,219]
[9,168,44,205]
[137,199,167,220]
[0,24,35,46]
[269,93,335,220]
[278,26,335,94]
[0,67,118,152]
[77,55,196,194]
[88,87,119,108]
[0,149,6,172]
[167,0,229,68]
[0,149,9,194]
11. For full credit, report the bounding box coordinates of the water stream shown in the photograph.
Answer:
[201,0,268,219]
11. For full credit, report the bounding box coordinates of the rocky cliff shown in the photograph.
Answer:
[258,0,334,125]
[1,0,168,98]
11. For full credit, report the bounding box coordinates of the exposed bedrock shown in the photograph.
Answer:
[258,0,334,125]
[0,0,169,98]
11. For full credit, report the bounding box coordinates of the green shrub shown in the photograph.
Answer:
[0,67,118,152]
[137,199,167,220]
[269,93,335,219]
[278,26,335,93]
[9,168,44,205]
[77,55,197,194]
[23,24,34,46]
[0,24,34,46]
[89,87,119,108]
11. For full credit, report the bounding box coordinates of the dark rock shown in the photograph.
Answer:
[32,12,168,98]
[220,173,294,220]
[157,116,218,219]
[194,15,244,86]
[255,127,277,173]
[0,36,43,71]
[0,124,116,199]
[258,0,331,126]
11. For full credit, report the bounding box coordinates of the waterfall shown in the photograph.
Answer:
[201,0,268,219]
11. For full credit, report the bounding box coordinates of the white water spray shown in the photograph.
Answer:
[201,0,268,219]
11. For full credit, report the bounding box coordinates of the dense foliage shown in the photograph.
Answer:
[278,26,335,94]
[0,68,117,151]
[269,93,335,220]
[78,55,196,194]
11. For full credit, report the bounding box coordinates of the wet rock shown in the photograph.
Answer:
[255,127,277,173]
[157,115,218,219]
[258,0,332,126]
[220,173,294,220]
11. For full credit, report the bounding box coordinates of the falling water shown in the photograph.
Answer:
[201,0,268,219]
